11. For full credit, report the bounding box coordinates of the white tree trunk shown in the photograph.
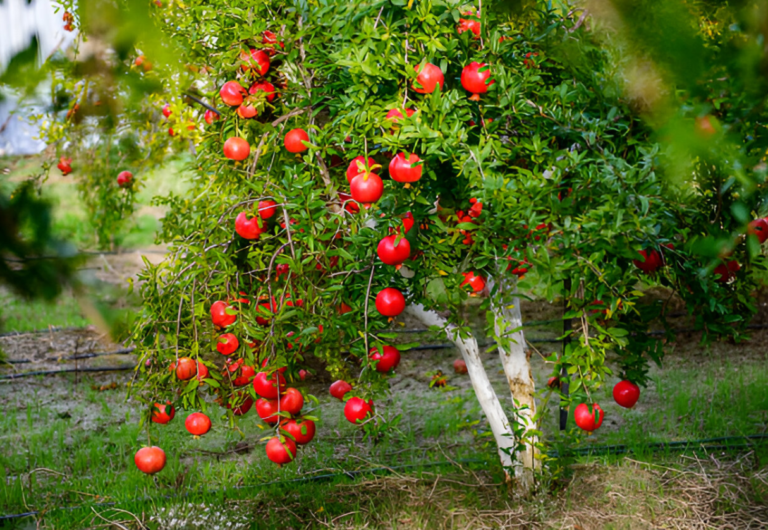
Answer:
[405,303,517,479]
[489,276,539,494]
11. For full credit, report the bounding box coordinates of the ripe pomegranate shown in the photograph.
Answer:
[338,302,353,315]
[279,388,304,416]
[714,260,741,283]
[256,297,277,325]
[573,403,604,432]
[151,401,175,424]
[237,103,258,119]
[280,418,316,445]
[330,380,352,400]
[168,127,175,137]
[229,393,253,415]
[346,156,377,183]
[260,359,288,374]
[175,357,197,380]
[57,156,72,175]
[385,108,415,124]
[284,128,309,153]
[633,249,662,273]
[461,62,494,101]
[375,288,405,317]
[389,152,423,183]
[216,333,239,355]
[547,376,560,389]
[204,109,219,124]
[220,81,246,106]
[350,173,384,205]
[748,218,768,244]
[253,371,286,399]
[134,55,152,71]
[117,171,133,188]
[195,361,209,382]
[613,380,640,409]
[453,359,468,374]
[249,81,277,103]
[210,300,237,327]
[185,412,212,436]
[299,369,309,381]
[413,63,444,94]
[258,199,277,219]
[235,212,265,240]
[256,398,280,424]
[402,212,415,233]
[338,191,361,214]
[344,397,373,424]
[162,103,171,118]
[266,436,297,465]
[377,234,411,266]
[369,345,401,373]
[241,48,270,75]
[223,137,251,161]
[135,446,166,474]
[262,30,285,55]
[231,363,255,387]
[461,272,486,294]
[457,17,481,38]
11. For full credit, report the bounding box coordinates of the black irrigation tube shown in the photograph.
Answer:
[3,348,135,365]
[0,365,136,380]
[4,435,768,522]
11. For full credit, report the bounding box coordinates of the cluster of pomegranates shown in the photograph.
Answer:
[566,379,640,433]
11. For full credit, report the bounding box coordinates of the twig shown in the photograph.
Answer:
[91,507,130,530]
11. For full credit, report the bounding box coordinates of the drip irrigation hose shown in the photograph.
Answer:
[2,434,768,522]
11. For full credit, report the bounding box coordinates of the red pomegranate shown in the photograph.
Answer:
[236,103,258,119]
[413,63,444,94]
[162,103,172,118]
[350,173,384,205]
[262,30,285,54]
[175,357,197,380]
[117,171,133,188]
[253,371,286,399]
[389,152,423,183]
[748,218,768,244]
[280,418,316,445]
[220,81,246,106]
[344,397,373,424]
[57,156,72,175]
[229,393,253,415]
[185,412,212,436]
[256,398,280,424]
[235,212,265,240]
[369,345,401,373]
[375,288,405,317]
[385,108,415,124]
[460,272,486,294]
[240,48,270,75]
[284,128,309,153]
[279,388,304,416]
[231,363,255,387]
[453,359,468,374]
[258,199,277,219]
[346,156,377,183]
[573,403,604,432]
[135,446,166,474]
[204,109,219,124]
[195,361,209,382]
[633,249,662,274]
[216,333,239,355]
[151,401,175,424]
[223,137,251,161]
[338,192,361,214]
[613,380,640,409]
[460,62,494,101]
[210,300,237,327]
[377,234,411,266]
[249,81,277,103]
[265,436,297,465]
[714,260,741,283]
[330,380,352,400]
[457,17,481,38]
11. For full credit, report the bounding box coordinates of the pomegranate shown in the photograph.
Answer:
[453,359,468,374]
[210,300,237,327]
[162,103,171,118]
[375,287,405,317]
[338,192,361,214]
[573,403,604,432]
[389,152,423,183]
[256,297,277,325]
[117,171,133,188]
[284,128,310,153]
[265,436,297,465]
[220,81,246,106]
[460,272,486,294]
[258,199,277,219]
[413,63,444,94]
[460,62,494,101]
[377,234,411,266]
[253,371,286,399]
[385,108,415,124]
[185,412,212,436]
[714,260,741,283]
[330,380,352,400]
[346,156,377,183]
[236,103,258,119]
[633,249,662,274]
[547,376,560,389]
[748,218,768,244]
[229,393,253,415]
[280,418,316,445]
[369,345,401,373]
[204,109,219,124]
[249,81,277,103]
[613,380,640,409]
[57,156,73,176]
[350,173,384,205]
[240,48,270,75]
[344,397,373,424]
[457,17,481,38]
[216,333,239,355]
[175,357,197,380]
[256,398,280,424]
[235,212,265,240]
[299,369,309,381]
[231,363,255,387]
[262,30,285,54]
[151,401,175,424]
[279,388,304,416]
[195,361,209,382]
[135,446,166,474]
[223,137,251,161]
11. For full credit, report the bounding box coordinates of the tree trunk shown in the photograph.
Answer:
[489,276,539,494]
[405,303,517,479]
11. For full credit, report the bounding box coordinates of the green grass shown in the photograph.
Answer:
[0,291,90,333]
